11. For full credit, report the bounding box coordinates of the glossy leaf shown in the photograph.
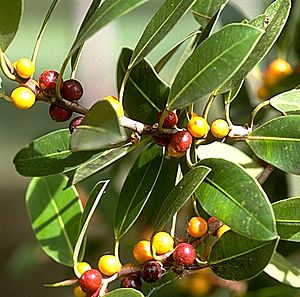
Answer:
[209,231,278,280]
[106,288,145,297]
[13,129,97,177]
[66,0,149,61]
[73,180,109,277]
[129,0,197,68]
[192,0,228,28]
[219,0,291,93]
[153,165,211,232]
[264,252,300,288]
[167,24,264,109]
[270,89,300,114]
[26,174,83,267]
[272,197,300,242]
[246,115,300,175]
[70,100,127,151]
[66,144,135,186]
[196,158,277,241]
[117,48,169,124]
[0,0,23,51]
[114,144,164,239]
[224,79,244,104]
[196,142,262,177]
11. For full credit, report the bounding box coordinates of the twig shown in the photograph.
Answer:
[257,164,274,185]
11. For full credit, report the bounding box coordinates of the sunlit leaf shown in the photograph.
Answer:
[129,0,197,68]
[114,144,164,239]
[246,115,300,175]
[70,100,127,151]
[13,129,97,177]
[117,48,169,124]
[196,158,277,241]
[270,89,300,114]
[0,0,23,51]
[106,288,145,297]
[26,174,83,267]
[264,252,300,288]
[272,197,300,242]
[209,231,278,280]
[167,23,263,109]
[153,165,211,232]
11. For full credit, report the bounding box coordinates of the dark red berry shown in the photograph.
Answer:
[121,275,142,290]
[140,261,162,283]
[170,130,193,152]
[173,243,196,266]
[39,70,62,96]
[49,104,73,122]
[79,269,102,293]
[152,135,171,147]
[69,116,84,133]
[61,79,83,101]
[156,110,178,128]
[207,217,223,236]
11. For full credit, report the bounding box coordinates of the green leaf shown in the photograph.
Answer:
[223,79,244,104]
[13,129,97,177]
[264,252,300,288]
[167,23,264,109]
[73,180,109,277]
[196,142,262,178]
[65,144,135,186]
[196,158,277,241]
[246,115,300,175]
[114,144,164,239]
[106,288,145,297]
[219,0,291,93]
[128,0,197,69]
[70,100,127,151]
[117,48,169,124]
[153,165,211,232]
[270,89,300,114]
[71,0,101,71]
[0,0,23,51]
[192,0,228,28]
[66,0,149,61]
[26,174,83,267]
[272,197,300,242]
[209,231,278,280]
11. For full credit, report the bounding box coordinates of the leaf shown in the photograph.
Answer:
[65,144,135,186]
[264,252,300,288]
[246,115,300,175]
[272,197,300,242]
[223,79,244,104]
[270,89,300,114]
[66,0,149,61]
[106,288,145,297]
[26,174,83,267]
[167,23,264,109]
[71,0,102,71]
[196,158,277,241]
[13,129,97,177]
[0,0,23,51]
[73,180,109,277]
[128,0,197,69]
[192,0,228,28]
[196,142,263,177]
[117,48,169,124]
[209,231,278,280]
[153,165,211,232]
[219,0,291,93]
[70,100,127,151]
[114,144,164,240]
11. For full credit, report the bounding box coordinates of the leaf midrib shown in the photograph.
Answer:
[247,135,300,142]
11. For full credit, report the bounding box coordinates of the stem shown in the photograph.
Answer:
[248,100,270,129]
[202,93,216,120]
[31,0,60,64]
[225,102,233,126]
[70,44,84,79]
[192,196,200,217]
[0,93,12,102]
[257,164,274,185]
[114,240,120,260]
[118,69,131,105]
[170,213,177,238]
[0,50,16,80]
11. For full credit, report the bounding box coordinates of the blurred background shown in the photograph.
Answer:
[0,0,299,296]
